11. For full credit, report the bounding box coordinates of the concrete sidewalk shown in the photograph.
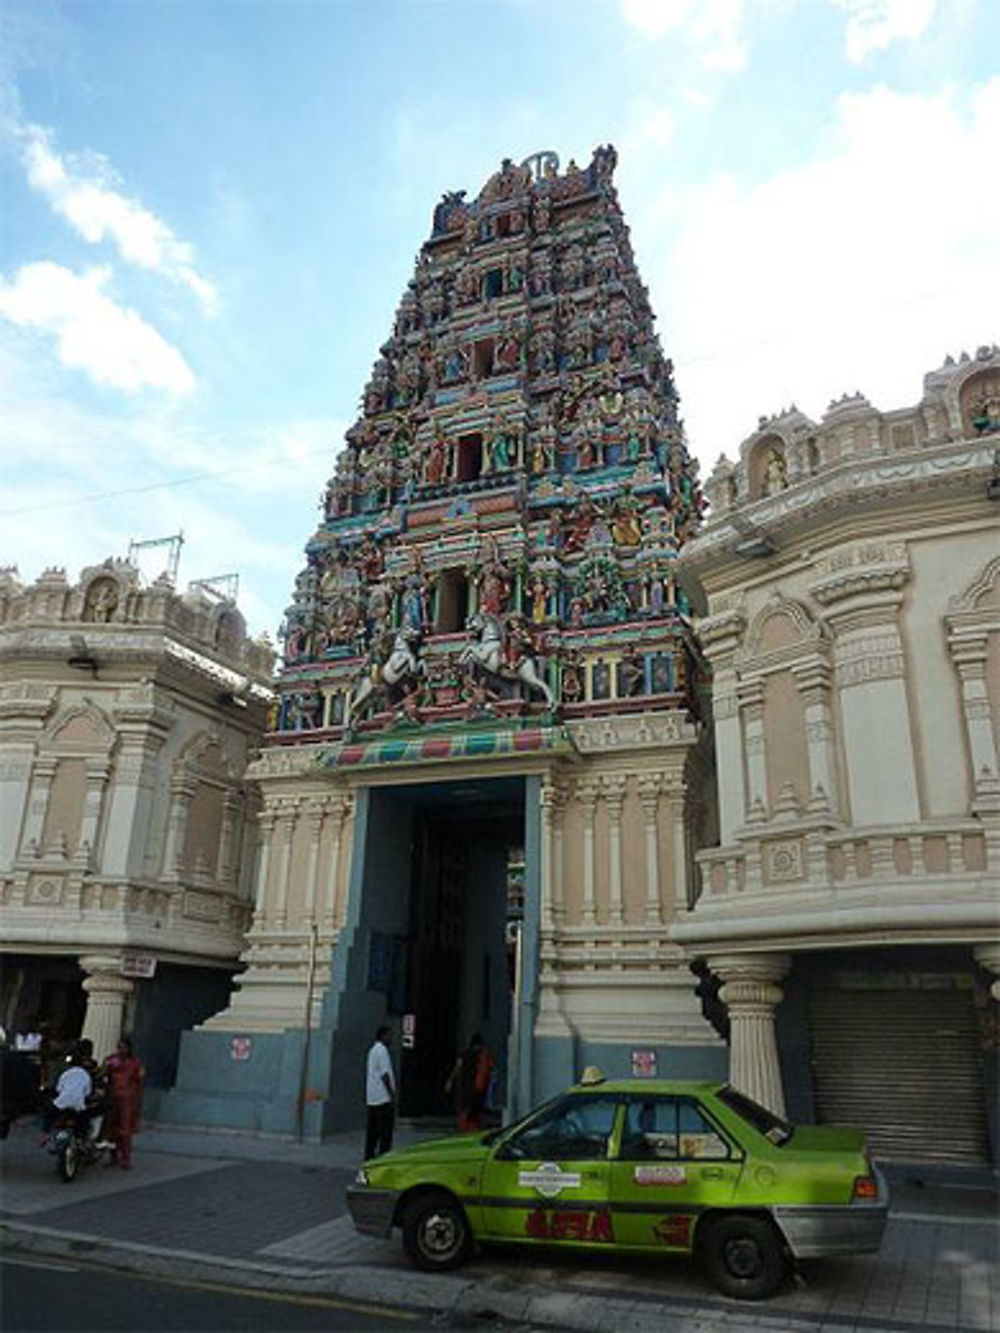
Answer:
[2,1117,997,1333]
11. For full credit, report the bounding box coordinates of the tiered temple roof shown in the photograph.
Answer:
[274,146,705,751]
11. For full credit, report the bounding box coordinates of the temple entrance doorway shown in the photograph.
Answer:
[388,777,524,1121]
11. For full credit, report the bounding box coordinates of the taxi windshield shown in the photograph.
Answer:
[716,1085,793,1146]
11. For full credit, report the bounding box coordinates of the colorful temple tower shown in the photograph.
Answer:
[162,148,725,1138]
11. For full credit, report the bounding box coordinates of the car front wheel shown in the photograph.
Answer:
[701,1214,789,1300]
[401,1192,472,1272]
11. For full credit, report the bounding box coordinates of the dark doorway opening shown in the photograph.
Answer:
[393,778,524,1120]
[435,568,470,634]
[456,433,483,482]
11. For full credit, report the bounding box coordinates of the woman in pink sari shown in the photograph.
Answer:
[104,1037,144,1169]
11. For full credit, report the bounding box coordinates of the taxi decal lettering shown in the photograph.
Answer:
[517,1162,582,1198]
[525,1208,615,1243]
[653,1214,693,1247]
[634,1164,687,1186]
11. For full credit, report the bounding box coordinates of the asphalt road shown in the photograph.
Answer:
[0,1255,457,1332]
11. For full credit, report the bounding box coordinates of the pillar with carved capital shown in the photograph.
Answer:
[251,806,278,921]
[637,773,662,925]
[217,790,243,887]
[710,952,791,1117]
[577,780,599,926]
[272,800,299,929]
[951,642,999,795]
[79,954,134,1060]
[739,680,768,817]
[303,803,324,926]
[323,792,351,930]
[602,775,627,927]
[975,943,1000,1003]
[794,663,841,814]
[539,776,566,932]
[18,759,56,857]
[161,775,197,879]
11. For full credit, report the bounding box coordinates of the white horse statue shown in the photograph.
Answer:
[459,612,555,709]
[347,626,424,725]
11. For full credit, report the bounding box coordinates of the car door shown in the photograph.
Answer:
[608,1094,744,1252]
[478,1093,620,1248]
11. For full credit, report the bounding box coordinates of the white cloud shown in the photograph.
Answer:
[20,124,219,316]
[0,325,345,635]
[649,79,1000,461]
[0,261,196,394]
[830,0,939,63]
[621,0,747,72]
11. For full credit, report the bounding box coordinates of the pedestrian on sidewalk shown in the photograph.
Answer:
[103,1036,144,1169]
[364,1025,395,1160]
[444,1032,495,1132]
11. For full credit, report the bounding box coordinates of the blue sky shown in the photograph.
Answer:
[2,0,997,639]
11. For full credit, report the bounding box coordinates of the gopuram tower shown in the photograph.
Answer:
[163,147,724,1138]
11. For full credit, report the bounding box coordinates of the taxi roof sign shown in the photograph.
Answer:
[578,1065,606,1086]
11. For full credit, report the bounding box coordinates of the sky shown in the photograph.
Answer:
[1,0,997,641]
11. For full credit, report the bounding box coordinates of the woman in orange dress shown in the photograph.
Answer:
[103,1037,144,1169]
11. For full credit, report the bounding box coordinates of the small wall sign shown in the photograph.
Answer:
[631,1049,658,1078]
[230,1036,252,1062]
[121,955,157,979]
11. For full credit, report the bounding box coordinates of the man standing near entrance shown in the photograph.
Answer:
[364,1025,396,1160]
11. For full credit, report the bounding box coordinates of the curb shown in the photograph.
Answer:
[0,1219,849,1333]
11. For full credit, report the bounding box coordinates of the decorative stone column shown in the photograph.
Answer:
[811,546,918,824]
[217,790,243,887]
[77,758,111,865]
[637,773,663,926]
[738,679,768,818]
[303,803,324,927]
[710,953,791,1117]
[974,943,1000,1003]
[251,805,278,922]
[602,775,627,928]
[79,954,134,1060]
[794,662,841,814]
[577,780,599,927]
[272,799,298,930]
[161,773,197,879]
[539,775,566,933]
[697,608,746,843]
[323,793,350,930]
[17,758,56,858]
[950,639,998,797]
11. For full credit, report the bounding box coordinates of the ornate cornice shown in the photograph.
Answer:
[568,710,698,753]
[680,440,994,574]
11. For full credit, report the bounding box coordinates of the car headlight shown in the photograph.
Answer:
[354,1168,369,1186]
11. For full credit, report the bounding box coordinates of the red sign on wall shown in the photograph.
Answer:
[230,1036,252,1062]
[631,1049,658,1078]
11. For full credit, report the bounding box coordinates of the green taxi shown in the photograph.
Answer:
[346,1071,888,1300]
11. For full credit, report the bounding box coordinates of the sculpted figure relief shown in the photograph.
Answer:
[459,612,555,710]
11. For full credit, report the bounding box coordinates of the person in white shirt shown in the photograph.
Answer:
[364,1025,395,1159]
[41,1046,93,1137]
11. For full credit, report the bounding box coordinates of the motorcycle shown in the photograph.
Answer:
[47,1106,113,1182]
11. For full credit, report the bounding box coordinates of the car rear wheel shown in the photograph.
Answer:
[401,1192,471,1272]
[701,1214,789,1300]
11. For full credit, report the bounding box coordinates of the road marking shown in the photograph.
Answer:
[0,1256,80,1273]
[891,1210,1000,1227]
[49,1258,419,1321]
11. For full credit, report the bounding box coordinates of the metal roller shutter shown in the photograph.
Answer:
[809,986,990,1164]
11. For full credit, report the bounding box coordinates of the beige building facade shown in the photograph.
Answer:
[0,559,273,1089]
[674,347,1000,1164]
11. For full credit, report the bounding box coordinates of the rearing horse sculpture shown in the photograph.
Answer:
[347,626,425,725]
[459,612,555,709]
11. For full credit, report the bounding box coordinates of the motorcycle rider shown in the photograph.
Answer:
[40,1042,92,1140]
